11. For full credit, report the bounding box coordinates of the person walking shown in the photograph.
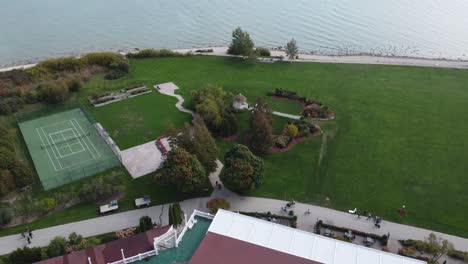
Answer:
[387,232,390,239]
[28,229,33,238]
[27,237,31,244]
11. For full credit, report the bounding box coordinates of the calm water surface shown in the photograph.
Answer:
[1,0,468,66]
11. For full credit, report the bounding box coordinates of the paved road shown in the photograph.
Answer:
[1,195,468,256]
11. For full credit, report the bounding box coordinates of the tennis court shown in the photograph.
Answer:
[19,107,120,190]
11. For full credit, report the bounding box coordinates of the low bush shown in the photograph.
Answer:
[238,211,297,228]
[320,221,388,245]
[126,49,187,59]
[447,249,468,261]
[37,198,58,214]
[10,160,32,188]
[195,48,214,53]
[255,47,271,57]
[39,82,69,104]
[206,198,230,214]
[0,147,14,169]
[65,78,83,92]
[82,52,124,68]
[283,123,299,138]
[38,57,83,73]
[137,216,153,233]
[0,207,13,225]
[47,237,67,258]
[79,173,124,202]
[8,246,43,264]
[104,70,126,80]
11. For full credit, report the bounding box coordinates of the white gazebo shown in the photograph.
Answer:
[232,94,248,110]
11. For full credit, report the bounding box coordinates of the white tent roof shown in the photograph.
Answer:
[208,210,426,264]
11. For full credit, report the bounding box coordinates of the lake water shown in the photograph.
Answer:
[2,0,468,67]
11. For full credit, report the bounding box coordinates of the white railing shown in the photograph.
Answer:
[175,210,213,246]
[108,210,213,264]
[108,250,157,264]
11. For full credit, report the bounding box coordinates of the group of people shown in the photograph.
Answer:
[214,181,223,190]
[20,228,33,244]
[281,200,296,213]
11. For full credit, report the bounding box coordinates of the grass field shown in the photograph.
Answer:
[85,56,468,236]
[88,91,191,150]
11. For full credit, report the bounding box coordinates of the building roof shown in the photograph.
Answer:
[34,226,171,264]
[191,210,426,264]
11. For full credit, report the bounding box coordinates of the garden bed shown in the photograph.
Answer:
[269,88,335,120]
[237,211,297,228]
[88,85,151,107]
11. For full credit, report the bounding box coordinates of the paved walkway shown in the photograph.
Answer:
[154,82,195,118]
[272,111,301,120]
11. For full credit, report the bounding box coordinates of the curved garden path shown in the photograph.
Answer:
[154,82,195,119]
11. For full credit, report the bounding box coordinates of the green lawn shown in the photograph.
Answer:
[88,56,468,236]
[89,91,191,149]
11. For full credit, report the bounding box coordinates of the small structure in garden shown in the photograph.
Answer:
[232,93,248,110]
[88,84,151,107]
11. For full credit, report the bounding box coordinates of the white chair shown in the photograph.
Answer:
[348,208,357,214]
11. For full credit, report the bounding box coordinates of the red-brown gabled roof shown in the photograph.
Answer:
[190,232,323,264]
[34,226,170,264]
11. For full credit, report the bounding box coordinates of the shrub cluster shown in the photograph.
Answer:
[0,52,126,115]
[79,173,125,202]
[255,47,271,57]
[206,198,230,214]
[0,125,32,199]
[239,211,297,228]
[194,48,214,53]
[7,232,98,264]
[126,49,189,59]
[137,216,153,233]
[269,88,332,119]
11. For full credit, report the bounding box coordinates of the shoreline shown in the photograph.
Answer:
[1,46,468,73]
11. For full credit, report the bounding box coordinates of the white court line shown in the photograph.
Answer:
[49,128,75,158]
[69,120,95,160]
[70,119,101,159]
[41,127,64,170]
[59,156,95,170]
[40,119,73,130]
[59,148,86,158]
[68,141,85,152]
[68,127,87,153]
[36,128,59,172]
[59,130,74,153]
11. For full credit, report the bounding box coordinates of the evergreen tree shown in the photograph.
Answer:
[249,98,274,154]
[227,27,255,56]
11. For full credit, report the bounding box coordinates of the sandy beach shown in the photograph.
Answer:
[1,46,468,73]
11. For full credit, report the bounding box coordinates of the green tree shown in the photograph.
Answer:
[227,27,255,56]
[426,233,454,262]
[249,98,274,154]
[155,148,208,193]
[220,144,265,193]
[285,38,299,60]
[174,116,219,173]
[46,236,67,258]
[137,216,153,233]
[168,203,183,228]
[65,78,83,92]
[219,111,238,137]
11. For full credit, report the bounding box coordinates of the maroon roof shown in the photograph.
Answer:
[35,226,170,264]
[190,232,323,264]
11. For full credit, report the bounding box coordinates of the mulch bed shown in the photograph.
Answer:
[270,126,322,153]
[223,134,239,141]
[271,95,307,107]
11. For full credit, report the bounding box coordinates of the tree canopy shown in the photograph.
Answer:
[227,27,255,56]
[220,144,265,193]
[174,116,219,173]
[155,147,208,193]
[249,98,274,154]
[285,38,299,60]
[193,85,238,136]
